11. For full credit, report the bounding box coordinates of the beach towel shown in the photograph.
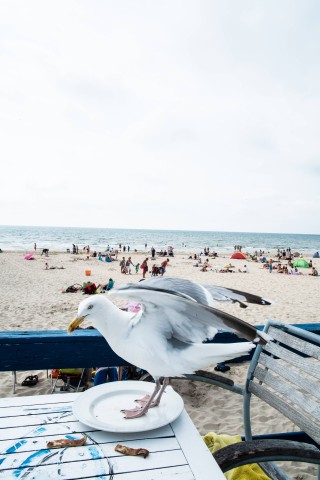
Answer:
[203,432,270,480]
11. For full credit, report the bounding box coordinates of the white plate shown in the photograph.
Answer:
[72,381,184,433]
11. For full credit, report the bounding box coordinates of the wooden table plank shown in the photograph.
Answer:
[0,447,187,475]
[0,463,194,480]
[0,393,79,408]
[0,435,178,456]
[0,421,175,443]
[173,410,224,479]
[114,465,195,480]
[0,438,180,465]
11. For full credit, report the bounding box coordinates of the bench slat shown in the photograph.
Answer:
[263,342,320,381]
[249,382,320,445]
[269,327,320,359]
[259,353,320,401]
[253,366,320,420]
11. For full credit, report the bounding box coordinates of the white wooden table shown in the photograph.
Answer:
[0,393,224,479]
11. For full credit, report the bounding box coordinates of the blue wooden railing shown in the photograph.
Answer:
[1,324,320,372]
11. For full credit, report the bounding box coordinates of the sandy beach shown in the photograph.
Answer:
[1,249,320,478]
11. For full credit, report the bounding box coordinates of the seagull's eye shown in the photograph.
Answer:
[88,305,93,310]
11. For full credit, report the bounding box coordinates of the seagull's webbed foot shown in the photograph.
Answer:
[121,378,169,419]
[121,406,146,419]
[135,394,153,407]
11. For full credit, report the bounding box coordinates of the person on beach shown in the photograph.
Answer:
[309,267,319,276]
[140,258,149,278]
[240,264,249,273]
[120,257,126,273]
[291,267,303,275]
[104,278,114,291]
[151,264,160,276]
[159,258,169,275]
[125,257,134,274]
[34,243,37,251]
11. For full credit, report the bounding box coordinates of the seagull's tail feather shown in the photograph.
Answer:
[185,342,256,372]
[207,342,255,363]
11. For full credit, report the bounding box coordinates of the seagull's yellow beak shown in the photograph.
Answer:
[67,315,87,333]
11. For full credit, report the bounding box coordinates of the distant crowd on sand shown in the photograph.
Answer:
[262,258,318,276]
[28,240,319,286]
[59,242,174,296]
[185,244,319,276]
[79,243,175,278]
[88,241,318,278]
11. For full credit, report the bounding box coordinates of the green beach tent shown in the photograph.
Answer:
[293,258,310,268]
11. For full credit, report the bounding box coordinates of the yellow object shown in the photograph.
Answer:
[85,270,91,276]
[203,432,270,480]
[51,368,82,378]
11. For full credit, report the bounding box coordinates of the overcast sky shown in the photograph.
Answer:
[1,1,320,234]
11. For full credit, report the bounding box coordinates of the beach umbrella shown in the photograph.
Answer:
[293,258,309,268]
[231,252,247,260]
[24,253,34,260]
[313,252,319,258]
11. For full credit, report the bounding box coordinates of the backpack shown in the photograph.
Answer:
[65,284,82,293]
[82,282,97,295]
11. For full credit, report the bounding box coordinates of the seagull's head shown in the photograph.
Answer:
[67,295,112,333]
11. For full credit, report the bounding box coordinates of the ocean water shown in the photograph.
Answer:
[0,225,319,254]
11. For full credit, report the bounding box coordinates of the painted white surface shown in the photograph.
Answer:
[0,392,224,479]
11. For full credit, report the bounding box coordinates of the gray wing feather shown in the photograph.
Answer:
[117,277,213,305]
[116,277,271,307]
[109,287,267,345]
[203,285,272,306]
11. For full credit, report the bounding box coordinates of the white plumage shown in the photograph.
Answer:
[68,277,271,418]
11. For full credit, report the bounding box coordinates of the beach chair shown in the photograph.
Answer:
[187,321,320,479]
[51,368,91,393]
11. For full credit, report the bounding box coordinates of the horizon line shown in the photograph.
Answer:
[0,224,319,237]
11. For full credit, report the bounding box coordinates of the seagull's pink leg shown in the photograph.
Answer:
[122,379,161,419]
[135,377,169,407]
[149,377,169,407]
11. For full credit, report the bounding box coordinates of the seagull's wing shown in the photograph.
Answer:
[127,277,213,305]
[116,277,272,308]
[202,285,272,308]
[108,286,270,345]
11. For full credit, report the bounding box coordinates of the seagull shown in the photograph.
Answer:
[68,277,271,419]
